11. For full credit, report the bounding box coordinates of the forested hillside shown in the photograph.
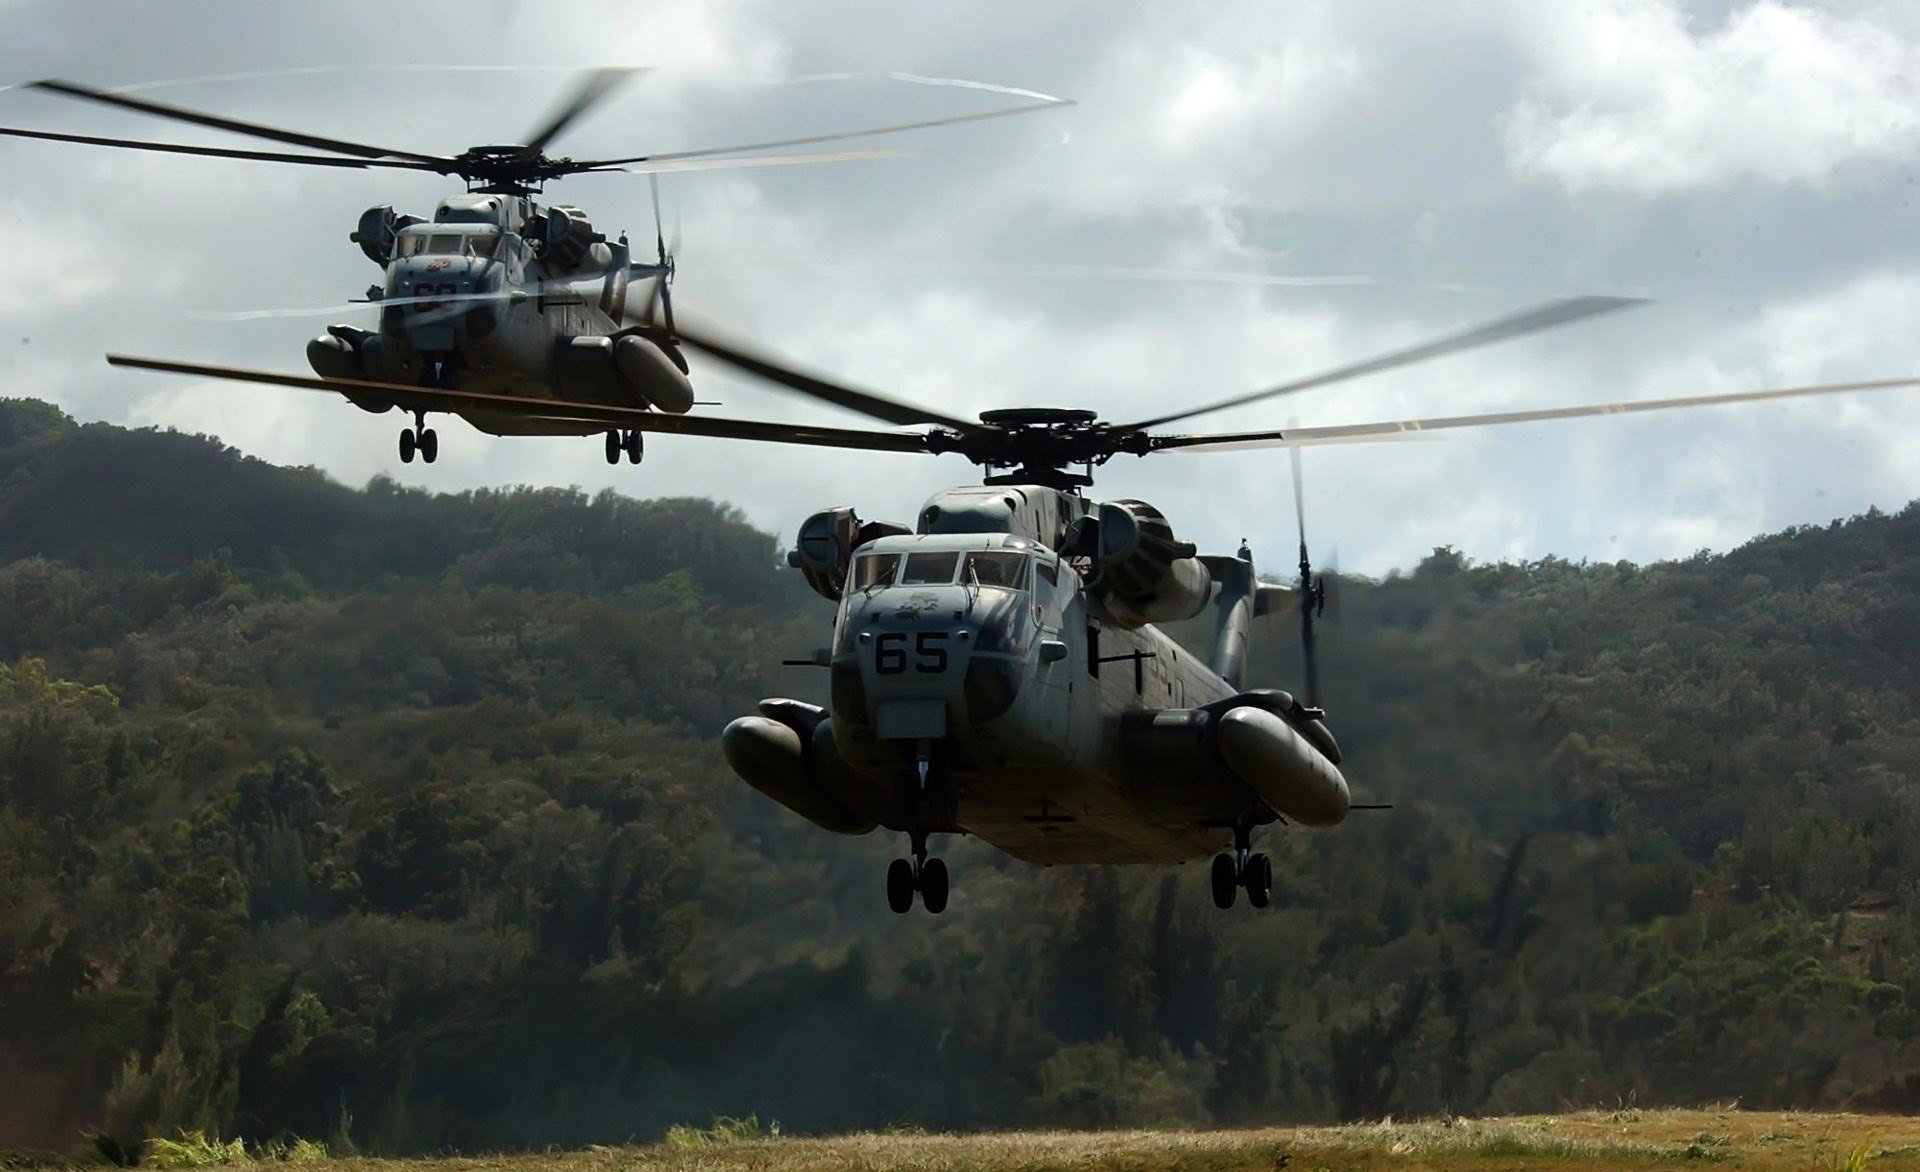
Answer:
[2,398,1916,1155]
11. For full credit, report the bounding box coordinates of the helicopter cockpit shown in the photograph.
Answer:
[851,547,1030,591]
[391,225,504,260]
[839,536,1061,662]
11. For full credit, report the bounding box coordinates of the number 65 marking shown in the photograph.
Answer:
[875,631,949,674]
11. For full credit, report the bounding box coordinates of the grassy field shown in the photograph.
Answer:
[302,1110,1920,1172]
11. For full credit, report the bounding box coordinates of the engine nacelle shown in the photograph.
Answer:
[787,507,912,600]
[721,699,877,835]
[1076,498,1211,628]
[539,205,605,274]
[351,205,424,265]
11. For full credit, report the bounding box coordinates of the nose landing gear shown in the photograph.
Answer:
[886,829,950,915]
[1210,822,1273,910]
[603,429,643,465]
[398,411,438,464]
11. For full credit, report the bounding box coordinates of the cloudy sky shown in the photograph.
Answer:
[3,0,1918,576]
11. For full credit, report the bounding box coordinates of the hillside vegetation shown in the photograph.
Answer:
[314,1110,1920,1171]
[1,399,1916,1156]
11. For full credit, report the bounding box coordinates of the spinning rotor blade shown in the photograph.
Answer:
[585,146,907,175]
[201,254,676,322]
[1286,419,1323,707]
[96,64,619,95]
[190,289,577,322]
[717,260,1399,288]
[575,94,1069,169]
[1150,375,1920,452]
[1289,441,1309,558]
[671,316,982,431]
[1120,295,1647,432]
[0,125,430,169]
[649,172,676,336]
[28,78,451,164]
[104,355,936,454]
[521,67,641,154]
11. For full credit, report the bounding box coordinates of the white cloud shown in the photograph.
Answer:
[1507,0,1920,194]
[0,0,1916,581]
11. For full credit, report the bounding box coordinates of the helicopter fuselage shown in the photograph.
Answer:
[724,486,1350,871]
[308,193,690,440]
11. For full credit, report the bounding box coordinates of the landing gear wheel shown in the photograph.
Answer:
[886,858,915,914]
[1210,853,1238,909]
[919,857,949,914]
[1244,852,1273,909]
[398,427,417,464]
[623,429,643,465]
[604,430,621,465]
[418,428,438,464]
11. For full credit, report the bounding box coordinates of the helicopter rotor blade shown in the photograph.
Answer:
[27,78,452,165]
[0,125,435,170]
[1285,416,1322,708]
[573,94,1069,170]
[703,260,1410,289]
[189,288,581,322]
[1300,588,1321,708]
[633,271,663,330]
[1289,427,1309,558]
[581,146,908,176]
[104,355,938,455]
[1118,295,1647,432]
[649,172,676,337]
[521,67,642,155]
[1147,374,1920,452]
[670,316,983,431]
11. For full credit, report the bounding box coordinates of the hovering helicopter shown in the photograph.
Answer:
[0,69,1063,466]
[105,295,1920,913]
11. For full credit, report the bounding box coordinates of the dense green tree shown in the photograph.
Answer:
[0,399,1916,1154]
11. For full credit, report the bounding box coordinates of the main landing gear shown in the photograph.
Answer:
[398,412,438,464]
[604,429,643,465]
[1211,823,1273,910]
[886,829,949,915]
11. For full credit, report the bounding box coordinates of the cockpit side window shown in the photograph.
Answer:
[851,553,900,590]
[465,229,501,258]
[1034,556,1064,625]
[964,551,1028,590]
[900,551,961,585]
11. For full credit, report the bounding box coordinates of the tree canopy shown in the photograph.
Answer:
[1,399,1916,1155]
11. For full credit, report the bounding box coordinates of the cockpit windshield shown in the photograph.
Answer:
[963,551,1028,590]
[394,229,499,259]
[854,548,1032,591]
[851,552,899,590]
[900,551,961,585]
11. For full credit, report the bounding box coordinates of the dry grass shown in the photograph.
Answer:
[283,1110,1920,1171]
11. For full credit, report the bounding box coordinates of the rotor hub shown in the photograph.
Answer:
[977,407,1098,427]
[451,145,577,193]
[925,409,1156,489]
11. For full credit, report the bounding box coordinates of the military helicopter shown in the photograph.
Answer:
[0,69,1063,465]
[105,295,1920,913]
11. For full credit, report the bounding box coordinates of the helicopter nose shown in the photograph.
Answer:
[848,599,1027,734]
[388,257,486,349]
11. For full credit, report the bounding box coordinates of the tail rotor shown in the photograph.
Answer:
[626,174,688,374]
[647,172,677,338]
[1288,422,1329,710]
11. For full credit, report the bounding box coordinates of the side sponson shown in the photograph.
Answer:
[1214,705,1350,827]
[721,699,877,835]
